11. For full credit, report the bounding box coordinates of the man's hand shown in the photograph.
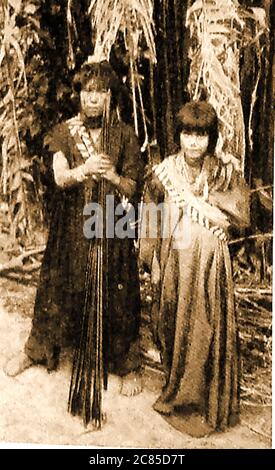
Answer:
[98,154,120,186]
[103,167,120,185]
[83,154,111,177]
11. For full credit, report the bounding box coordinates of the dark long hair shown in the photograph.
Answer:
[73,59,132,123]
[175,101,219,154]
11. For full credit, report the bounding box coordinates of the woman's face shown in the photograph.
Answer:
[80,81,108,118]
[180,131,209,162]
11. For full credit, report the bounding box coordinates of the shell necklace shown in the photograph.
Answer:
[176,153,209,200]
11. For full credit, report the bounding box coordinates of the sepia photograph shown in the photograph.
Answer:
[0,0,273,451]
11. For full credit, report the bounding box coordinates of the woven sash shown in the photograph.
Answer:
[153,158,227,242]
[67,115,99,160]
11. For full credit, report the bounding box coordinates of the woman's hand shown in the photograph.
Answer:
[177,190,229,229]
[195,199,229,228]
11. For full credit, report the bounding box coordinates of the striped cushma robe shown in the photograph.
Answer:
[143,153,250,435]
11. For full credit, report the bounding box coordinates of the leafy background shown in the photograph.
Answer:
[0,0,273,411]
[0,0,273,247]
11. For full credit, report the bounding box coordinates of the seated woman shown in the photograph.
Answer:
[142,101,250,437]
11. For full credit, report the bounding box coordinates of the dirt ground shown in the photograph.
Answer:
[0,276,272,449]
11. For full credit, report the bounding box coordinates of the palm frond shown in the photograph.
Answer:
[89,0,156,63]
[0,0,40,243]
[187,0,246,170]
[85,0,156,146]
[186,0,268,173]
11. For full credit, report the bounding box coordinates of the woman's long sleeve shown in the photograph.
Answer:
[139,168,164,270]
[209,169,250,230]
[119,125,143,199]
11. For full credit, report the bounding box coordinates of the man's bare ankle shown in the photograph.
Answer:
[120,371,143,397]
[4,352,33,377]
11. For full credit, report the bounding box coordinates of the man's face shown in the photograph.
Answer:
[80,80,108,118]
[180,131,209,161]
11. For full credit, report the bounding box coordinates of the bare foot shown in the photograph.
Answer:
[3,352,33,377]
[120,371,143,397]
[153,396,173,415]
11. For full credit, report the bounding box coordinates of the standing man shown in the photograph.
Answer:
[5,57,143,400]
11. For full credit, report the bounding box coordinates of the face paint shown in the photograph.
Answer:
[80,89,109,118]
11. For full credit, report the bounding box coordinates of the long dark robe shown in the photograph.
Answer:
[25,117,143,374]
[142,154,250,434]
